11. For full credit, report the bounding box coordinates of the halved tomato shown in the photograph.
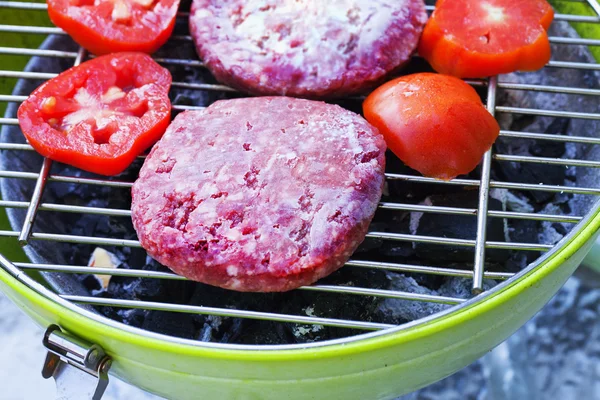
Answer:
[363,73,500,180]
[418,0,554,78]
[47,0,180,55]
[18,52,172,176]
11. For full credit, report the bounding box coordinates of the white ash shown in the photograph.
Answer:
[409,197,431,236]
[293,324,324,338]
[199,316,223,342]
[378,273,449,322]
[302,306,324,331]
[293,306,324,337]
[504,191,534,213]
[538,203,569,246]
[569,144,600,220]
[489,188,508,206]
[490,188,510,243]
[382,181,390,197]
[438,277,497,299]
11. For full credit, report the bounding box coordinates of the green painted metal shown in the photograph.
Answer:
[552,0,600,63]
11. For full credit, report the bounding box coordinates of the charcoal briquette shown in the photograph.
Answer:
[142,311,197,339]
[413,192,506,263]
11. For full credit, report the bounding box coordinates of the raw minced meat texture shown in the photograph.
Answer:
[189,0,427,98]
[131,97,386,292]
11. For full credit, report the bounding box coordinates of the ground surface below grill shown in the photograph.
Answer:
[0,291,161,400]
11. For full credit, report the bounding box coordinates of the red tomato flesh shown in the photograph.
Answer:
[47,0,180,55]
[418,0,554,78]
[18,52,172,176]
[363,73,500,180]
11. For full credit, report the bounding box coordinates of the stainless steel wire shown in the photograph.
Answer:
[1,0,600,337]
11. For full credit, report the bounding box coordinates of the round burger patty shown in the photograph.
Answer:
[131,97,386,292]
[189,0,427,99]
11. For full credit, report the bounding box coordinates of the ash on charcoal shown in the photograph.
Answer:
[117,309,147,328]
[292,306,325,340]
[377,274,497,327]
[438,277,497,299]
[376,273,449,324]
[505,191,535,213]
[493,118,568,205]
[196,315,223,342]
[280,267,389,343]
[494,21,600,208]
[106,261,196,305]
[504,219,541,272]
[538,203,574,246]
[499,191,542,272]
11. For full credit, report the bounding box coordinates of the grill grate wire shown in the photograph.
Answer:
[1,0,600,336]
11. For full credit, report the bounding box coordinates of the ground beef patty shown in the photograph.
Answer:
[189,0,427,99]
[131,97,386,292]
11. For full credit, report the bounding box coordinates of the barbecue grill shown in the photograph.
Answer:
[2,1,600,399]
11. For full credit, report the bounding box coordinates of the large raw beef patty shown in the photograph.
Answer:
[189,0,427,98]
[131,97,386,292]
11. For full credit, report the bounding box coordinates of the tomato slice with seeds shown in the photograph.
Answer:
[418,0,554,78]
[47,0,180,55]
[363,73,500,180]
[18,52,172,176]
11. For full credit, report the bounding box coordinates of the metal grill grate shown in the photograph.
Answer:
[1,0,600,342]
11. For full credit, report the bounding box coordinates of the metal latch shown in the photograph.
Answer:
[42,325,112,400]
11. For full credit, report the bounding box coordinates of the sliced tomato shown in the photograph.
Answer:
[363,73,500,180]
[418,0,554,78]
[18,52,172,176]
[47,0,180,55]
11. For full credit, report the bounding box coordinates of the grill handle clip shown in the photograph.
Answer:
[42,325,112,400]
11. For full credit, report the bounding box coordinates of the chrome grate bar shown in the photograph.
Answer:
[17,47,86,246]
[17,157,51,245]
[472,77,497,293]
[494,154,600,168]
[16,260,516,280]
[499,130,600,145]
[59,295,397,330]
[2,25,600,47]
[5,170,598,195]
[496,106,600,120]
[0,47,77,58]
[1,1,596,22]
[0,199,583,223]
[0,229,555,251]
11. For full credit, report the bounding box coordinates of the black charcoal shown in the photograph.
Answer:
[412,192,506,263]
[142,311,197,339]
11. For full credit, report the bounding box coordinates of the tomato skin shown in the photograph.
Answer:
[363,73,500,180]
[18,52,172,176]
[418,0,554,78]
[47,0,180,55]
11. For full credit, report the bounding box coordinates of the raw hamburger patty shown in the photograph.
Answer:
[189,0,427,99]
[131,97,386,292]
